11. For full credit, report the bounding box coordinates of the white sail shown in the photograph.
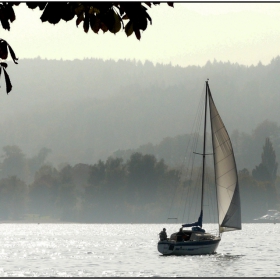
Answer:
[208,90,241,232]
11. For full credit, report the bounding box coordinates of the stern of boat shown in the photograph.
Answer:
[157,241,176,255]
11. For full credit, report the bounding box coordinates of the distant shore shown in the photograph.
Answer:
[0,221,277,224]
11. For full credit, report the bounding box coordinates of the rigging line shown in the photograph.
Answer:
[181,145,200,223]
[171,133,199,222]
[183,156,203,224]
[185,90,205,182]
[168,95,203,222]
[181,87,205,223]
[166,142,196,221]
[182,89,205,182]
[167,87,205,221]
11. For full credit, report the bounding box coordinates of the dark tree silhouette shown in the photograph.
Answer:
[0,2,173,39]
[0,38,18,94]
[0,2,173,94]
[252,138,278,182]
[252,137,279,208]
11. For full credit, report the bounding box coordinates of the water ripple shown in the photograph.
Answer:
[0,223,278,277]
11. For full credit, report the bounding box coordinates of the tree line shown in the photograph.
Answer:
[0,152,180,223]
[0,136,278,223]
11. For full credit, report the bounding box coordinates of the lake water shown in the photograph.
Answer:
[0,223,278,277]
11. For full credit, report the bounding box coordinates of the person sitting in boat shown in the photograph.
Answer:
[176,227,185,242]
[159,228,168,241]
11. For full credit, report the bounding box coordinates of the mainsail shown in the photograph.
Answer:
[208,87,242,232]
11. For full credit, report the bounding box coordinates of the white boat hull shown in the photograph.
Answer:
[157,238,221,255]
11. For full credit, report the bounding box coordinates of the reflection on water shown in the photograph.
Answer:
[215,253,245,261]
[0,223,278,277]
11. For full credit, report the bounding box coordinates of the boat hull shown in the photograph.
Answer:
[157,238,221,256]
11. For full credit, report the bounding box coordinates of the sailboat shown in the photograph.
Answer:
[157,80,241,255]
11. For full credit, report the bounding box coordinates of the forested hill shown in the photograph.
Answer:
[1,57,280,167]
[113,119,280,173]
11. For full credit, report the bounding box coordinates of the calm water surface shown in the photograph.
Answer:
[0,223,278,277]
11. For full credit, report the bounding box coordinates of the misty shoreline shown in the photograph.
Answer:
[0,219,269,224]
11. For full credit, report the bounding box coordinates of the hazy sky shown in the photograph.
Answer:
[2,2,280,67]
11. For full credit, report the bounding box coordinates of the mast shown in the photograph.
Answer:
[207,81,221,235]
[200,80,208,221]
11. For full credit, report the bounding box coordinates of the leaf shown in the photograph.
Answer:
[102,9,115,33]
[40,3,62,24]
[41,3,62,25]
[3,67,12,94]
[7,5,15,22]
[76,13,84,27]
[138,17,147,31]
[0,40,8,60]
[122,14,129,20]
[100,22,108,33]
[89,6,100,15]
[109,11,121,34]
[38,2,48,10]
[134,29,141,40]
[40,3,50,22]
[125,20,133,37]
[0,62,7,68]
[90,15,101,33]
[27,2,48,10]
[7,44,18,64]
[143,9,152,24]
[119,6,125,16]
[83,12,89,33]
[26,3,40,9]
[0,8,10,30]
[74,4,85,16]
[167,2,174,7]
[61,3,75,22]
[88,6,95,15]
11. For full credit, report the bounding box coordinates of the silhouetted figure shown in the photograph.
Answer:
[176,227,184,242]
[159,228,168,241]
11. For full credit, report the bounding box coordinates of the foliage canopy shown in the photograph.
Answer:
[252,138,278,182]
[0,2,173,39]
[0,2,173,93]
